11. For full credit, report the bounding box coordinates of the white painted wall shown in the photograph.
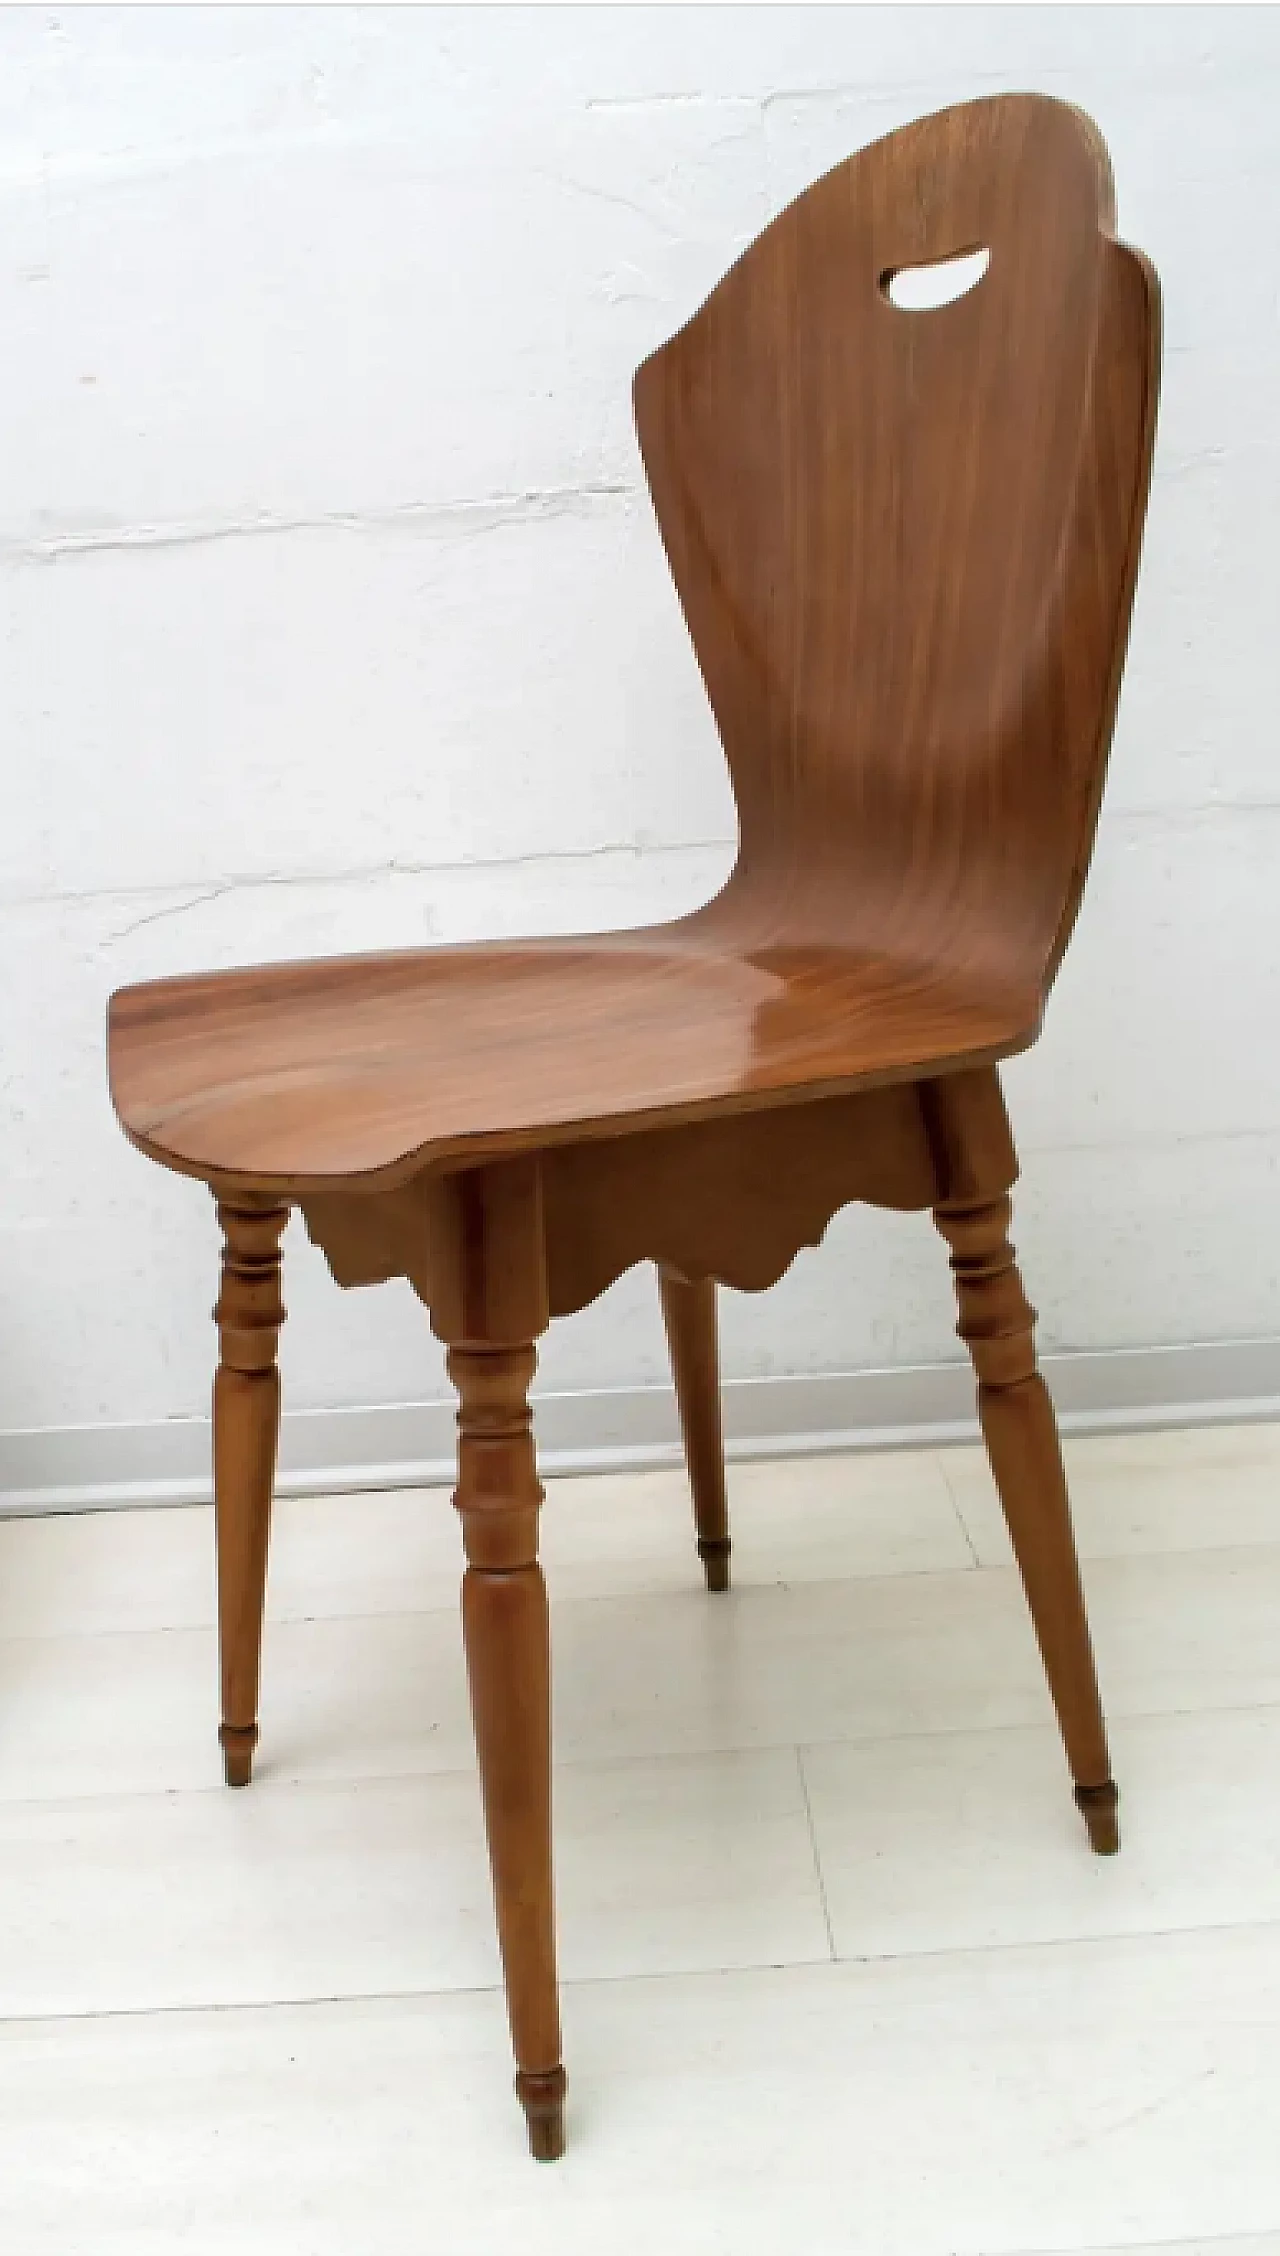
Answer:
[3,6,1278,1473]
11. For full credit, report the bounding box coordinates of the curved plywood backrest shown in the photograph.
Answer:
[634,94,1160,1005]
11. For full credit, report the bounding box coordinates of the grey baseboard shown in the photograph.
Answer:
[1,1338,1278,1517]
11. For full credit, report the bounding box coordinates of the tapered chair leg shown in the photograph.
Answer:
[213,1197,288,1789]
[658,1268,731,1591]
[934,1190,1119,1854]
[431,1160,566,2161]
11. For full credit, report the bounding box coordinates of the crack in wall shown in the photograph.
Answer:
[3,480,635,567]
[105,884,238,944]
[81,839,737,942]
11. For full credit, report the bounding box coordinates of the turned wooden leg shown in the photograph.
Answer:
[658,1268,731,1591]
[430,1159,565,2161]
[934,1191,1118,1854]
[213,1197,287,1789]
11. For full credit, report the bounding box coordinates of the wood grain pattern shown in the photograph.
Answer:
[104,95,1159,2153]
[107,96,1157,1202]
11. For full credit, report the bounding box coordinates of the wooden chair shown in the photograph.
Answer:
[107,94,1160,2159]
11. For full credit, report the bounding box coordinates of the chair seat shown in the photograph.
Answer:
[108,920,1036,1188]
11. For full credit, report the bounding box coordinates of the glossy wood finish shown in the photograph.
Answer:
[212,1199,287,1789]
[104,96,1160,2155]
[107,97,1157,1204]
[634,93,1158,1030]
[659,1272,731,1590]
[107,933,1036,1193]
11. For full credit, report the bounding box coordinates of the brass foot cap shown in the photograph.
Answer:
[1075,1779,1120,1856]
[698,1537,732,1593]
[517,2068,567,2163]
[219,1724,257,1790]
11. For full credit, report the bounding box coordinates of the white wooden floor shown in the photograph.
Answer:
[2,1423,1279,2254]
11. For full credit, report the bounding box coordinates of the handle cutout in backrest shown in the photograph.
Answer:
[880,246,990,311]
